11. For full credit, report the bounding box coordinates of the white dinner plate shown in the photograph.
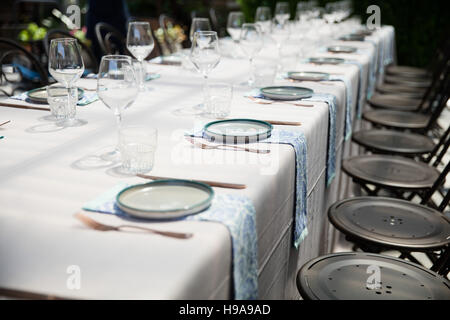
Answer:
[327,46,358,54]
[116,180,214,219]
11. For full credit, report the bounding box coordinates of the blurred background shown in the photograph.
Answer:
[0,0,448,89]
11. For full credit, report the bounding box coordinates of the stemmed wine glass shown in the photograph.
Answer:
[275,2,290,25]
[48,38,85,127]
[126,21,155,91]
[227,11,245,43]
[97,55,138,161]
[189,18,212,42]
[239,23,263,87]
[272,19,291,70]
[255,6,272,36]
[189,31,221,111]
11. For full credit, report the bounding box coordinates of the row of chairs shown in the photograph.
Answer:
[296,40,450,299]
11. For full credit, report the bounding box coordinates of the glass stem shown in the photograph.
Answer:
[139,59,145,88]
[115,112,122,150]
[203,74,209,110]
[249,57,255,86]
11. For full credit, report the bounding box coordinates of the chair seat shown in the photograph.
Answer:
[363,110,430,130]
[297,252,450,300]
[352,130,435,155]
[342,155,440,190]
[384,74,431,88]
[328,197,450,250]
[386,65,429,79]
[368,94,421,111]
[377,83,426,99]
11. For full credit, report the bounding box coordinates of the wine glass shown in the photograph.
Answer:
[126,21,155,91]
[189,18,212,42]
[239,23,263,87]
[255,6,272,35]
[275,2,290,26]
[227,11,245,43]
[189,31,221,111]
[272,19,291,70]
[97,55,138,161]
[48,38,85,127]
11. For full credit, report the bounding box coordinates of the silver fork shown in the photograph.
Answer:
[185,137,271,154]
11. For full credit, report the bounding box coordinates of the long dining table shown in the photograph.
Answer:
[0,25,394,299]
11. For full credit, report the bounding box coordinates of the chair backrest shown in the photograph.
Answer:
[95,22,129,56]
[418,51,450,112]
[158,14,177,54]
[0,37,48,91]
[44,29,99,74]
[421,160,450,212]
[423,70,450,132]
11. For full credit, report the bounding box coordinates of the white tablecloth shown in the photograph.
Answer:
[0,26,394,299]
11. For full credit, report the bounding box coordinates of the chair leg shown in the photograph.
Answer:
[430,248,450,276]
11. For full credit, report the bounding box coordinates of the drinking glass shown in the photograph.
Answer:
[189,31,221,110]
[47,84,78,126]
[189,18,212,42]
[239,23,263,87]
[97,55,138,161]
[227,12,245,42]
[254,6,272,35]
[48,38,84,126]
[272,20,291,70]
[275,2,290,25]
[126,21,155,91]
[205,82,233,118]
[119,125,158,174]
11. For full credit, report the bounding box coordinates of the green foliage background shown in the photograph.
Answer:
[236,0,450,67]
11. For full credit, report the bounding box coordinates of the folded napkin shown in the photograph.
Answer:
[83,183,258,300]
[329,75,353,141]
[247,90,336,187]
[187,127,308,249]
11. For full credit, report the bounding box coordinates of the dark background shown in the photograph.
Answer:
[1,0,449,68]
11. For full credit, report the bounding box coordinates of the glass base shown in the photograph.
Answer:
[100,148,121,162]
[56,118,88,128]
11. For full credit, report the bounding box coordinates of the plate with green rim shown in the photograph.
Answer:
[203,119,273,144]
[327,46,358,54]
[27,87,85,104]
[287,71,330,81]
[339,34,366,41]
[308,57,346,65]
[260,86,314,101]
[116,180,214,220]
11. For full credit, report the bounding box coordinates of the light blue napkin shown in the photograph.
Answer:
[187,126,309,249]
[83,183,258,300]
[329,75,353,141]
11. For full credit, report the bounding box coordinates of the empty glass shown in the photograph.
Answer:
[272,20,291,70]
[239,23,263,87]
[227,12,245,42]
[252,61,277,87]
[119,125,158,174]
[205,82,233,118]
[97,55,138,161]
[275,2,291,25]
[47,84,77,126]
[126,21,155,91]
[189,18,212,42]
[189,31,221,110]
[255,6,272,35]
[48,38,85,126]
